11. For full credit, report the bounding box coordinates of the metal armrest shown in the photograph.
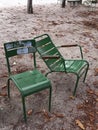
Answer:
[60,44,78,47]
[57,44,78,48]
[42,55,60,59]
[57,44,83,59]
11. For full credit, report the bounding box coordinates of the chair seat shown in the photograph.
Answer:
[10,69,51,97]
[51,60,87,75]
[65,60,87,74]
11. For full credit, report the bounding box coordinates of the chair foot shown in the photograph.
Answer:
[22,97,27,123]
[83,65,89,83]
[49,87,52,112]
[7,79,10,98]
[73,76,79,96]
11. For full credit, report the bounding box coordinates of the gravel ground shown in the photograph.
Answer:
[0,3,98,130]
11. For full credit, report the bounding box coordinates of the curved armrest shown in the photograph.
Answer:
[57,44,83,59]
[59,44,78,47]
[42,55,60,59]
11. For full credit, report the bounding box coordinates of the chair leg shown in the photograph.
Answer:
[73,76,79,96]
[22,96,27,122]
[7,78,10,98]
[83,65,89,83]
[49,86,52,112]
[91,3,96,11]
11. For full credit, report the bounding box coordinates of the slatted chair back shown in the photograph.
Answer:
[34,34,66,72]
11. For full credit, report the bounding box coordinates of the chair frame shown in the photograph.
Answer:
[34,34,89,96]
[4,39,52,122]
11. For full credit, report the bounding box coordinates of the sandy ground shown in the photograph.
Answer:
[0,3,98,130]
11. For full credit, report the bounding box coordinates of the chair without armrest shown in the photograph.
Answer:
[34,34,89,96]
[67,0,81,7]
[83,0,97,11]
[91,0,97,9]
[4,39,52,122]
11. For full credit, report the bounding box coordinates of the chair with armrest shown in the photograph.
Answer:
[4,39,52,122]
[34,34,89,96]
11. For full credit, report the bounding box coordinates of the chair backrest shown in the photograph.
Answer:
[34,34,66,72]
[4,39,36,75]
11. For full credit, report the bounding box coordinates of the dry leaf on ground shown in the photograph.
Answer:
[77,104,83,109]
[42,109,51,120]
[83,48,89,53]
[86,89,94,94]
[93,80,98,88]
[69,96,75,100]
[94,68,98,76]
[75,119,85,130]
[94,43,98,49]
[96,98,98,102]
[27,109,33,115]
[0,92,7,97]
[53,113,64,118]
[2,84,7,89]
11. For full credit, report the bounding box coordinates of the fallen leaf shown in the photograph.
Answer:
[0,46,3,49]
[53,113,64,118]
[86,89,94,94]
[69,96,75,100]
[2,84,7,89]
[77,104,83,109]
[43,109,50,120]
[35,109,52,121]
[55,33,65,37]
[0,93,7,97]
[94,68,98,76]
[83,48,89,53]
[27,109,33,115]
[35,111,42,115]
[89,112,94,117]
[41,70,46,74]
[96,98,98,102]
[75,119,85,130]
[93,81,98,88]
[51,21,59,25]
[95,92,98,96]
[0,74,8,78]
[94,43,98,49]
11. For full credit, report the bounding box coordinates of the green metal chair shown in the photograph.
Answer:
[34,34,89,96]
[91,0,97,10]
[83,0,97,11]
[4,39,52,122]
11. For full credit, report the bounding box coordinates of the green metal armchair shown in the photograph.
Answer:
[4,39,52,122]
[34,34,89,96]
